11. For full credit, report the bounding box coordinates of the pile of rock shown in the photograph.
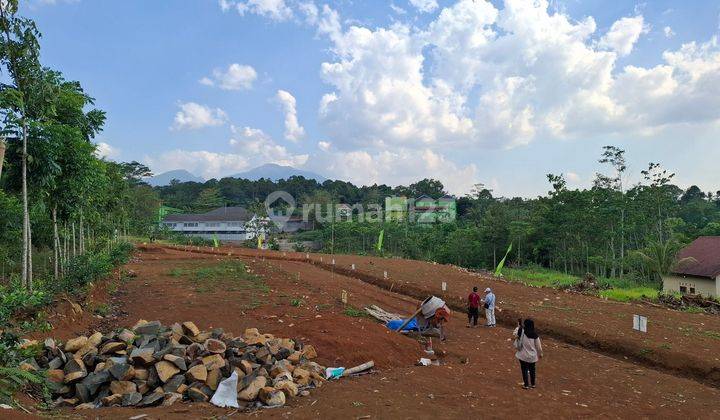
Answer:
[31,320,326,409]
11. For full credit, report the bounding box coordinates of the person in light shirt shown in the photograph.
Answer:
[482,287,496,327]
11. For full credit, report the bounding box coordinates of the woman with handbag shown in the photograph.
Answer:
[514,318,543,389]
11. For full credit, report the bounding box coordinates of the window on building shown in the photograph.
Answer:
[205,222,220,227]
[183,222,198,228]
[679,286,687,294]
[690,287,696,294]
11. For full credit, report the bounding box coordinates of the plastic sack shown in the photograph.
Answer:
[325,367,346,379]
[210,371,239,408]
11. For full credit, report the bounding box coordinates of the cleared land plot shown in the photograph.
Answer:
[186,245,720,388]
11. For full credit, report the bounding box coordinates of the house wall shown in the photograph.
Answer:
[662,274,717,297]
[161,220,257,241]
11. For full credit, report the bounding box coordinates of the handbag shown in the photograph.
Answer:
[513,332,524,351]
[483,302,489,309]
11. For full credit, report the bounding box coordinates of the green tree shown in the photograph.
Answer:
[0,1,45,289]
[194,188,224,211]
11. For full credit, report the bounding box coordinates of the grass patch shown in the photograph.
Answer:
[343,306,369,318]
[290,298,304,307]
[702,330,720,340]
[93,303,111,317]
[599,287,659,302]
[683,306,705,314]
[504,266,660,302]
[638,348,654,356]
[504,267,580,288]
[169,261,268,294]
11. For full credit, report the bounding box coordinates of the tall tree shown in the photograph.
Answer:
[0,0,44,289]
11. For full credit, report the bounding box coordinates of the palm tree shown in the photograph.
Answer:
[634,237,695,282]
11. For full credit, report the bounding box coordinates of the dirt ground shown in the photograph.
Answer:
[13,245,720,419]
[202,245,720,387]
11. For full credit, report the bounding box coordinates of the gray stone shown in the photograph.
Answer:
[48,356,64,370]
[121,392,142,407]
[81,370,111,394]
[109,362,133,381]
[134,320,162,336]
[75,383,91,403]
[163,374,185,394]
[138,391,164,407]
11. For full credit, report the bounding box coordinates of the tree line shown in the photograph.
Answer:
[0,2,156,288]
[151,145,719,283]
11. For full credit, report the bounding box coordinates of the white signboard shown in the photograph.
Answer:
[383,271,388,279]
[633,314,648,333]
[351,264,355,270]
[441,282,447,291]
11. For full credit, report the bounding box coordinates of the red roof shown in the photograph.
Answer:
[672,236,720,279]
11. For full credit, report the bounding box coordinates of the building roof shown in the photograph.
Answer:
[164,206,252,222]
[671,236,720,279]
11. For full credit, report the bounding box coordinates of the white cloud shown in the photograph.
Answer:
[663,26,675,38]
[317,141,332,151]
[390,4,407,15]
[144,125,308,180]
[95,142,120,160]
[200,63,257,90]
[219,0,292,21]
[409,0,438,13]
[213,0,720,194]
[171,102,227,130]
[229,126,308,166]
[144,150,250,180]
[311,0,720,155]
[275,90,305,141]
[565,172,580,183]
[317,147,478,194]
[599,16,647,56]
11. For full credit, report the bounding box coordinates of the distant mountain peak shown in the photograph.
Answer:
[147,169,204,186]
[231,164,326,182]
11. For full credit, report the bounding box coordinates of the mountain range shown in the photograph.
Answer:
[146,169,204,186]
[147,164,326,186]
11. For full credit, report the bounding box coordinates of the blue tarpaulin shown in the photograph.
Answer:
[386,318,418,331]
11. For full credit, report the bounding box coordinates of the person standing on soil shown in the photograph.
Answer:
[482,287,496,327]
[514,318,543,389]
[467,286,481,328]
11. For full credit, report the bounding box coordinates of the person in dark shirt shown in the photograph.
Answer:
[467,286,481,328]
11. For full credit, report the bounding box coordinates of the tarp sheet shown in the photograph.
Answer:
[386,318,418,331]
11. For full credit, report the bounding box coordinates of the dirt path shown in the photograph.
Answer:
[32,245,718,419]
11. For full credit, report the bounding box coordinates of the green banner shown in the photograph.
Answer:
[494,242,513,276]
[376,229,384,253]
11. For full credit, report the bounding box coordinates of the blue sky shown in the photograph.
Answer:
[24,0,720,197]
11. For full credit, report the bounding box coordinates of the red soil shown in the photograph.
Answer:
[204,245,720,388]
[12,244,720,419]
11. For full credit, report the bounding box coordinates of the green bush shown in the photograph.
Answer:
[55,242,133,295]
[165,233,214,247]
[108,242,134,266]
[0,287,51,330]
[0,332,49,405]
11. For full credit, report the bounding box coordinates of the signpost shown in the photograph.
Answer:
[633,314,647,333]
